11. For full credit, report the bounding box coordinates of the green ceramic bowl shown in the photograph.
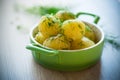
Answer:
[26,21,104,71]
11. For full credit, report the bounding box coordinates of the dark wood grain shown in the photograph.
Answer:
[0,0,120,80]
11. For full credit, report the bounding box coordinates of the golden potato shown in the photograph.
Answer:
[61,20,85,41]
[43,34,70,50]
[85,25,96,42]
[38,15,61,38]
[80,37,95,49]
[71,37,95,50]
[55,10,76,22]
[35,32,46,44]
[71,39,82,50]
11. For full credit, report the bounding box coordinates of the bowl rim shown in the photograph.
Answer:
[30,21,104,52]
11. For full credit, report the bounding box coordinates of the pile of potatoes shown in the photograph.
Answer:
[35,10,96,50]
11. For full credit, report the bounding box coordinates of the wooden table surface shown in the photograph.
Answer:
[0,0,120,80]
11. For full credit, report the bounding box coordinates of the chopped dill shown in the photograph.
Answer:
[85,25,92,32]
[52,20,55,24]
[80,31,84,34]
[60,29,64,34]
[48,22,52,26]
[78,25,82,29]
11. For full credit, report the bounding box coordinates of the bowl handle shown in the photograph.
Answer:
[26,43,59,56]
[76,12,100,24]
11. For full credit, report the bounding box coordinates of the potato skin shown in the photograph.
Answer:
[35,32,46,44]
[38,15,61,38]
[61,20,85,41]
[80,37,95,49]
[43,34,70,50]
[71,37,95,50]
[85,25,96,42]
[55,10,76,22]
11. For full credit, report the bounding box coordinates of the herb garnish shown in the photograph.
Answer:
[85,25,92,32]
[48,22,52,26]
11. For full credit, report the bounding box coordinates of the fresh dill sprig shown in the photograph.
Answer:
[25,6,67,16]
[105,34,120,49]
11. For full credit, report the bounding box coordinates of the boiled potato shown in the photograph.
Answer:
[43,34,70,50]
[85,25,96,42]
[71,39,82,50]
[80,37,95,49]
[61,20,85,41]
[71,37,95,50]
[35,32,46,44]
[38,15,61,38]
[55,10,76,22]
